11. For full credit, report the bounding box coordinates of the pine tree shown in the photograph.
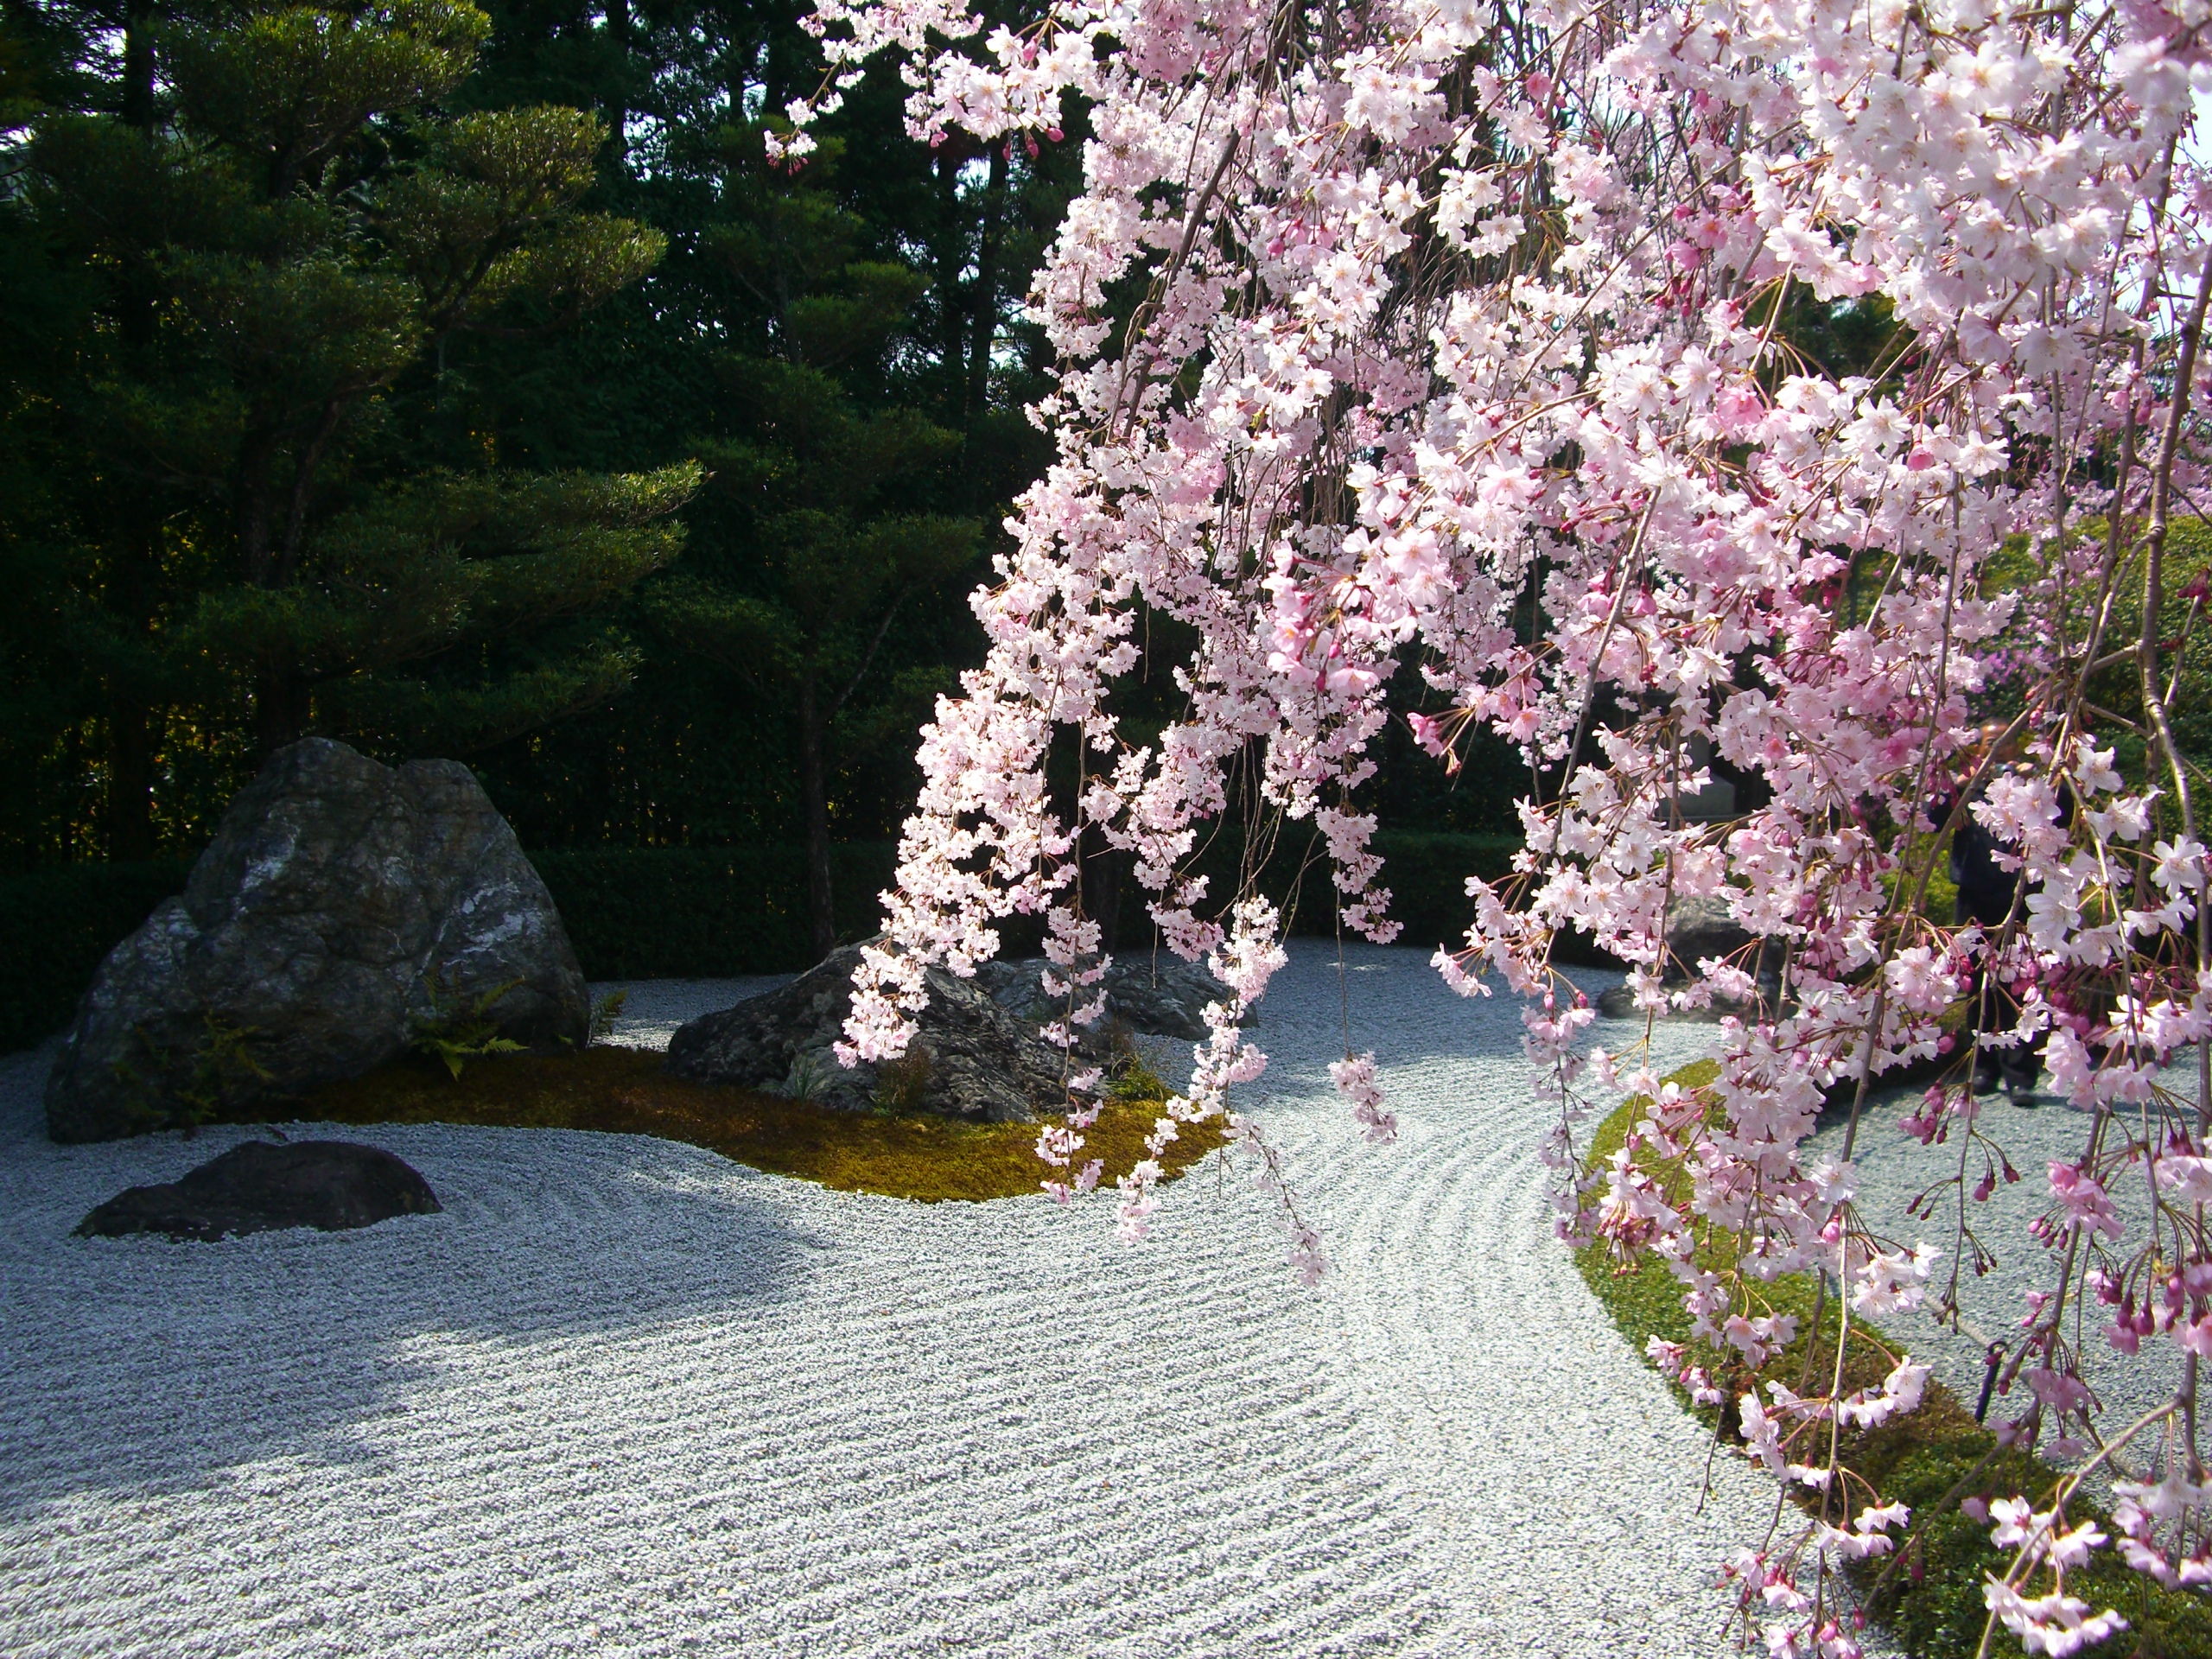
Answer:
[646,122,979,961]
[0,0,697,856]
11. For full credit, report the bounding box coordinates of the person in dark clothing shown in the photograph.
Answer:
[1934,727,2069,1101]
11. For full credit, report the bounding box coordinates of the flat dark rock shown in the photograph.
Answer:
[48,738,588,1142]
[666,944,1071,1122]
[76,1140,442,1243]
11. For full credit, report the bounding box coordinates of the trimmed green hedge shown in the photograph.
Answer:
[545,835,1529,976]
[1356,831,1524,942]
[0,831,1533,1054]
[531,845,901,979]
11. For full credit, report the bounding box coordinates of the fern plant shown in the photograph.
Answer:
[411,972,527,1080]
[116,1014,272,1134]
[870,1046,933,1116]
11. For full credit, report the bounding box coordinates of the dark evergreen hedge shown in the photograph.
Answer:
[530,845,903,979]
[0,834,1532,1054]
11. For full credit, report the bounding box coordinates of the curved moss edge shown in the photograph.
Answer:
[1573,1064,2212,1659]
[219,1046,1226,1205]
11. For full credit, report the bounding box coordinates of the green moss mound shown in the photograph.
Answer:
[1574,1065,2212,1658]
[220,1046,1224,1205]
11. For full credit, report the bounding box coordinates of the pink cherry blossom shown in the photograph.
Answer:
[773,0,2212,1641]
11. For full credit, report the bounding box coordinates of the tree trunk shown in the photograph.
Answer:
[254,668,309,760]
[797,676,837,962]
[934,152,964,388]
[603,0,631,168]
[966,141,1008,425]
[105,699,156,860]
[106,0,162,857]
[763,24,790,129]
[241,398,342,763]
[1080,820,1126,956]
[106,413,163,852]
[123,3,156,129]
[236,416,304,760]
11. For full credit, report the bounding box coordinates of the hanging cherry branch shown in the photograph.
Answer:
[775,0,2212,1647]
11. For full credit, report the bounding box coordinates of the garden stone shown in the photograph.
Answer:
[665,944,1070,1122]
[46,738,588,1142]
[1660,895,1755,973]
[1593,896,1765,1020]
[1596,982,1769,1021]
[75,1139,442,1243]
[975,953,1236,1045]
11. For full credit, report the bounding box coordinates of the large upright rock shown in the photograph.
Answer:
[47,739,588,1142]
[665,944,1071,1123]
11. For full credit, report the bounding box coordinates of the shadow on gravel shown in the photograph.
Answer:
[0,1052,814,1519]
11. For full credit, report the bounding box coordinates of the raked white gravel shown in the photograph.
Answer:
[3,944,1860,1657]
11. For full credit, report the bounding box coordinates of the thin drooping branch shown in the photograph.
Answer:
[770,0,2212,1643]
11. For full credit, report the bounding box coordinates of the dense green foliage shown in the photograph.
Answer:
[2063,515,2212,823]
[638,123,982,954]
[0,0,1863,968]
[2,0,1885,1001]
[0,0,695,861]
[0,0,1074,876]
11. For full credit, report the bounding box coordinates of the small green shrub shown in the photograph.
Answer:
[1109,1050,1173,1106]
[870,1046,934,1115]
[411,974,528,1080]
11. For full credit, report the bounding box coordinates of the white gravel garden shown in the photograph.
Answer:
[0,942,1951,1657]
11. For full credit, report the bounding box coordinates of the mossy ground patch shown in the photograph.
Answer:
[221,1046,1224,1205]
[1575,1064,2212,1658]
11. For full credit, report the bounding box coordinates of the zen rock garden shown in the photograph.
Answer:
[43,738,1229,1241]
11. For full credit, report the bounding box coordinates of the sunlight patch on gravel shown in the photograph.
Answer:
[3,944,1833,1657]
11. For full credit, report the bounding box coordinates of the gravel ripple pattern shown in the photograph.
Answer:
[4,944,1840,1657]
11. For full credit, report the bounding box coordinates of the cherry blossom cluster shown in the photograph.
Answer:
[775,0,2212,1643]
